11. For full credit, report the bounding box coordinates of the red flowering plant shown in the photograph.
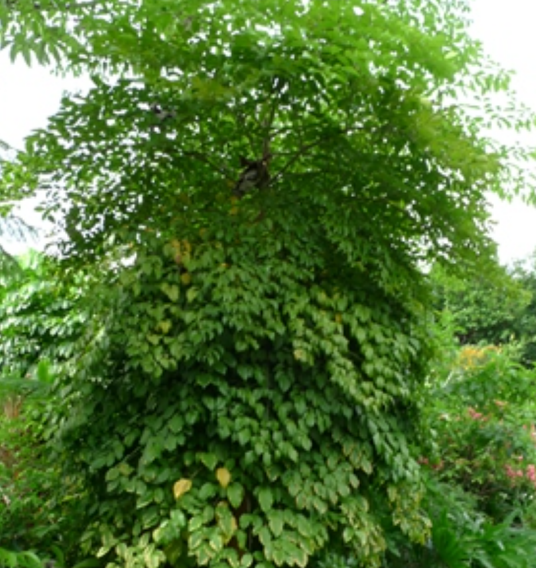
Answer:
[423,345,536,519]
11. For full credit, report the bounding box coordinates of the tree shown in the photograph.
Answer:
[430,257,536,366]
[0,1,534,566]
[430,263,531,346]
[509,252,536,364]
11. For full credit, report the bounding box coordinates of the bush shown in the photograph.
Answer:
[0,364,85,561]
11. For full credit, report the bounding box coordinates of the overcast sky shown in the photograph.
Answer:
[1,0,536,263]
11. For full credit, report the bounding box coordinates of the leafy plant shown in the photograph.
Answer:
[429,261,536,365]
[1,0,535,566]
[0,547,44,568]
[0,360,85,559]
[382,474,536,568]
[0,257,89,561]
[424,345,536,518]
[0,254,89,383]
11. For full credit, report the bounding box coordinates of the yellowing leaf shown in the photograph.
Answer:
[170,238,181,253]
[181,272,192,285]
[161,283,179,302]
[335,313,342,324]
[118,462,133,476]
[158,320,172,334]
[168,239,192,265]
[173,478,192,499]
[182,240,192,256]
[293,349,305,361]
[216,467,231,488]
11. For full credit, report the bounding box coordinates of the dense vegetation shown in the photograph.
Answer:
[431,256,536,365]
[2,1,536,567]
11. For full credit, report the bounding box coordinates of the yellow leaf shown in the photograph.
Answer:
[335,313,342,324]
[158,320,172,334]
[173,478,192,499]
[168,239,192,264]
[168,239,183,264]
[118,462,133,476]
[182,240,192,255]
[216,467,231,488]
[181,272,192,285]
[293,349,305,361]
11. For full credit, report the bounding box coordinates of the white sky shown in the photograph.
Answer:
[469,0,536,264]
[1,0,536,263]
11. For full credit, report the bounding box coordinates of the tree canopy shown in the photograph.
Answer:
[430,255,536,366]
[1,1,535,567]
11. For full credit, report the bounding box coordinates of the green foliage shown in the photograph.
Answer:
[1,0,535,567]
[0,254,89,381]
[430,263,531,347]
[0,364,85,559]
[429,260,536,366]
[509,253,536,364]
[384,340,536,568]
[421,479,536,568]
[0,547,44,568]
[0,257,89,561]
[0,0,527,267]
[54,229,431,567]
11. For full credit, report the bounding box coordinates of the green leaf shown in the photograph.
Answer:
[268,510,284,537]
[198,452,218,470]
[189,516,204,532]
[258,487,274,512]
[168,414,184,434]
[296,516,312,538]
[199,482,218,500]
[227,483,245,508]
[186,287,199,303]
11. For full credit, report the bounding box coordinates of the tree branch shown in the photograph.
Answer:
[271,126,363,184]
[261,77,284,158]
